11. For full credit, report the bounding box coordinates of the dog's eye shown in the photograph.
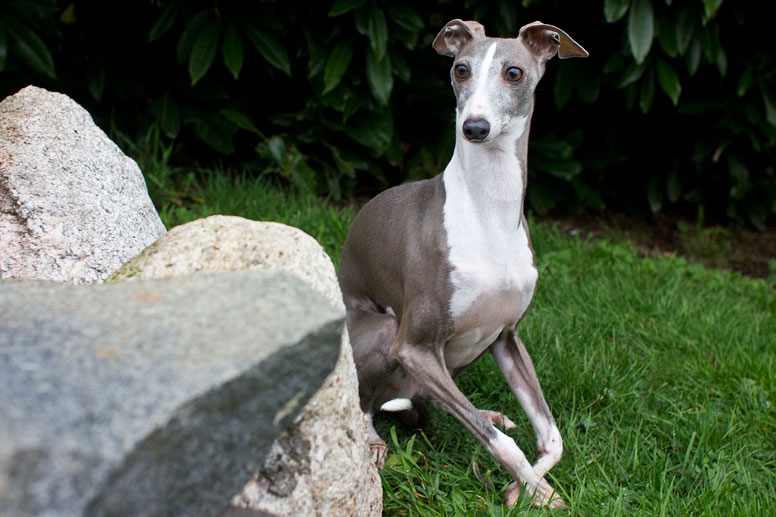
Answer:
[505,67,523,83]
[454,64,469,79]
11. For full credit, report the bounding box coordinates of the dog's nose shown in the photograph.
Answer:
[462,118,490,141]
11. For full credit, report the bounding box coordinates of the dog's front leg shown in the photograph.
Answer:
[392,338,556,507]
[491,331,563,504]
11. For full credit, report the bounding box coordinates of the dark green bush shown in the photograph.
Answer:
[1,0,773,226]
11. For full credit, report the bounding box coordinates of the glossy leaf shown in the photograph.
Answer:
[367,4,388,62]
[354,7,369,36]
[390,49,411,83]
[343,95,367,121]
[656,58,681,105]
[177,10,211,65]
[532,154,583,181]
[727,154,748,200]
[148,1,178,43]
[657,20,678,57]
[763,89,776,126]
[192,111,237,154]
[628,0,654,64]
[268,136,286,164]
[737,67,753,97]
[328,0,367,17]
[323,40,355,94]
[344,110,392,152]
[288,153,317,193]
[617,61,648,88]
[328,144,357,178]
[554,60,575,108]
[604,0,631,23]
[697,26,726,75]
[59,3,76,24]
[715,46,727,77]
[188,18,220,85]
[304,29,326,79]
[667,167,681,203]
[527,183,559,214]
[401,30,419,51]
[701,0,723,23]
[531,139,574,160]
[222,22,244,80]
[243,24,292,76]
[366,48,393,105]
[321,84,349,111]
[152,91,181,138]
[385,3,424,32]
[698,25,727,76]
[647,174,663,212]
[573,178,606,209]
[675,7,694,55]
[220,109,262,135]
[685,40,701,75]
[7,22,55,78]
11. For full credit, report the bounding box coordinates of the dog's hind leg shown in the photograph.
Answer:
[347,306,400,408]
[346,305,402,467]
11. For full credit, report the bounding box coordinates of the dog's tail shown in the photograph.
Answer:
[380,396,430,429]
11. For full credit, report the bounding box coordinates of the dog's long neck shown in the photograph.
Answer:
[444,113,532,228]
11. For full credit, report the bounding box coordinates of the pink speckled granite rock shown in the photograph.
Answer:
[0,86,165,284]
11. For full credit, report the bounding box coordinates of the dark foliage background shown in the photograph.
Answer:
[1,0,774,227]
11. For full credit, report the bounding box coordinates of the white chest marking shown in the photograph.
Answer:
[441,124,537,366]
[444,198,536,319]
[443,156,536,317]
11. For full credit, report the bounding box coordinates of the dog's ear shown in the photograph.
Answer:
[433,19,486,57]
[518,21,588,61]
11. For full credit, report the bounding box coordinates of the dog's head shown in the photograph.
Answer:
[433,20,588,144]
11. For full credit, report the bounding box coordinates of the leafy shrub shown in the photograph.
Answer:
[0,0,773,226]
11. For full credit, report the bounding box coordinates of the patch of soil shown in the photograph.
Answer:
[540,211,776,281]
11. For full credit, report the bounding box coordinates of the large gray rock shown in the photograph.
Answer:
[0,270,342,517]
[112,215,382,517]
[0,85,165,284]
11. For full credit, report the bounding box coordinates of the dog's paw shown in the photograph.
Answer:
[504,481,522,507]
[479,409,517,430]
[504,479,566,509]
[370,440,388,469]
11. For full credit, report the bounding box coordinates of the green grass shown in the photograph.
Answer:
[379,230,776,515]
[158,177,776,516]
[157,172,355,264]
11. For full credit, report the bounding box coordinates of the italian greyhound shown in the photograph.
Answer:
[338,19,587,508]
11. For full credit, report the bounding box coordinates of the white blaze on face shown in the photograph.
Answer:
[461,42,498,123]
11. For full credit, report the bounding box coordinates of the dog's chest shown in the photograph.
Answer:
[441,176,537,369]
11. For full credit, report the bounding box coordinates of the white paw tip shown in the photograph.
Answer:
[380,398,413,412]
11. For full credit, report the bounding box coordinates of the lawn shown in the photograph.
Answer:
[160,175,776,516]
